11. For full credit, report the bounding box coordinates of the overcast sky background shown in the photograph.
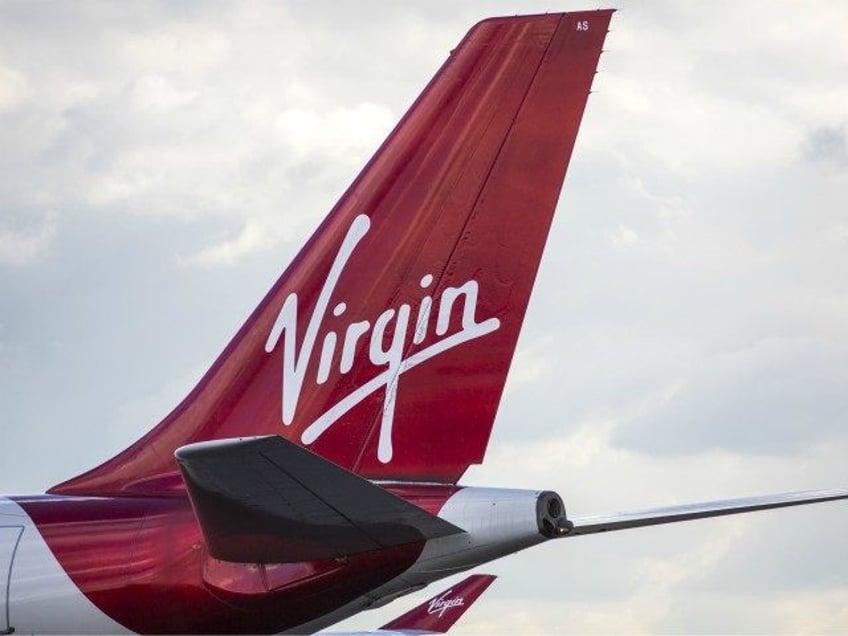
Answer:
[1,1,846,633]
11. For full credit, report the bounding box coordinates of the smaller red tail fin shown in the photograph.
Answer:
[379,575,496,633]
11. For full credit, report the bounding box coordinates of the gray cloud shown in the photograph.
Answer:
[613,337,848,455]
[0,212,56,265]
[804,125,848,173]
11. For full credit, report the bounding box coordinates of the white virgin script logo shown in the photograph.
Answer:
[427,590,465,617]
[264,214,501,463]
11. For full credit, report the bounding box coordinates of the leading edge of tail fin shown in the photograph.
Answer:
[379,575,497,634]
[50,11,613,496]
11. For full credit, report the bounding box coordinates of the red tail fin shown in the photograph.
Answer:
[50,11,613,495]
[380,575,496,633]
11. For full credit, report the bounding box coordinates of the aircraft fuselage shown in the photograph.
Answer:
[1,487,555,634]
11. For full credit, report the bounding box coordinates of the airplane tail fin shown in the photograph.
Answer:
[379,575,496,634]
[50,11,613,496]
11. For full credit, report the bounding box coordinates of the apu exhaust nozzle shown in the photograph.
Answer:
[536,491,573,537]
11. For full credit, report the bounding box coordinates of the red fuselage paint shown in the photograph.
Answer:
[15,485,459,633]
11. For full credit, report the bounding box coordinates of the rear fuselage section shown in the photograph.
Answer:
[2,485,558,634]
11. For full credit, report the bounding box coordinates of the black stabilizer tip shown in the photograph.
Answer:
[557,518,574,536]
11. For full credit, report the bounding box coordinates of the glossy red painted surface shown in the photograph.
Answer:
[15,493,441,634]
[383,484,462,516]
[49,10,613,496]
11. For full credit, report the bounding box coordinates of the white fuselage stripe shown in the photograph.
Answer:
[0,498,131,635]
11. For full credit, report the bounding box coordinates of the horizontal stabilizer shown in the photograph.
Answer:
[175,435,463,563]
[379,574,496,634]
[566,488,848,536]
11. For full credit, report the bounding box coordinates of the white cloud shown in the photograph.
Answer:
[0,61,27,112]
[582,1,848,181]
[610,224,639,247]
[503,338,555,393]
[767,588,848,633]
[274,102,395,161]
[128,73,198,113]
[120,25,231,73]
[186,217,282,267]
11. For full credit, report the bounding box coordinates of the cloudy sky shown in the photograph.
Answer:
[1,0,847,633]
